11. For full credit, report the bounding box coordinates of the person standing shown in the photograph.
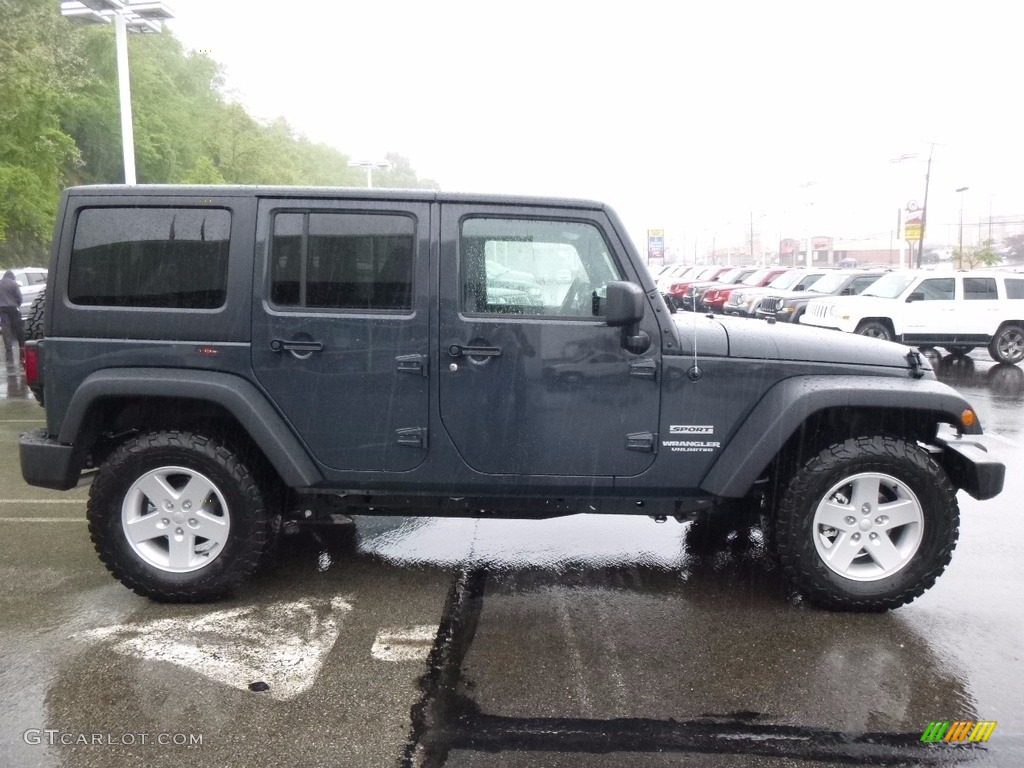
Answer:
[0,270,25,368]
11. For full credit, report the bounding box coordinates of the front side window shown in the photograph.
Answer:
[69,207,230,308]
[270,212,414,311]
[915,278,955,301]
[461,218,622,317]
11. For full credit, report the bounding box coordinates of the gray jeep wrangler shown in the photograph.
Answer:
[20,185,1004,610]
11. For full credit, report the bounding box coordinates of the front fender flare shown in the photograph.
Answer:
[699,375,978,498]
[58,368,323,488]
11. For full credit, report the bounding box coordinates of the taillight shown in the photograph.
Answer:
[669,282,688,295]
[24,345,38,385]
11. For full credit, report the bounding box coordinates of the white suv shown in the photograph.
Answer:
[801,270,1024,364]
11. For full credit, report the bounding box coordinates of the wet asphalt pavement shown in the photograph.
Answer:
[1,352,1022,768]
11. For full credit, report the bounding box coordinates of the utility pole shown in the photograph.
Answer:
[956,186,969,269]
[917,144,934,268]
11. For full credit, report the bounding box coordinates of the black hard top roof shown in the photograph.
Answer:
[65,184,608,211]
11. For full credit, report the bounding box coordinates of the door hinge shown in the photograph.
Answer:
[629,358,658,380]
[396,354,428,376]
[396,427,428,448]
[626,431,657,453]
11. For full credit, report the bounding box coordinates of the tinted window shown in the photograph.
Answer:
[1005,278,1024,300]
[461,218,621,317]
[964,277,998,300]
[270,212,414,311]
[69,208,230,308]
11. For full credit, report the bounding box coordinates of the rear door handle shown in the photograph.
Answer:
[270,339,324,353]
[448,344,502,358]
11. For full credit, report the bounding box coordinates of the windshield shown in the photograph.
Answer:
[742,269,771,285]
[809,272,852,293]
[861,273,916,298]
[767,271,803,290]
[716,268,745,283]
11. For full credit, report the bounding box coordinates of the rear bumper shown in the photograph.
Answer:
[19,428,82,491]
[933,431,1005,501]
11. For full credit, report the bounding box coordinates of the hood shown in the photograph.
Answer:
[670,313,926,371]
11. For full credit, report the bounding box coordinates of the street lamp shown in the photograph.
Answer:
[347,160,391,189]
[956,186,969,269]
[60,1,175,185]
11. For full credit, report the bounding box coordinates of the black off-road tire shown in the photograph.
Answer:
[855,320,894,342]
[988,323,1024,365]
[88,430,271,602]
[774,436,958,612]
[26,291,45,341]
[26,290,45,405]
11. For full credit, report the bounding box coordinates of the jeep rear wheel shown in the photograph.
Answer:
[855,320,893,342]
[774,436,958,611]
[88,430,271,602]
[988,323,1024,365]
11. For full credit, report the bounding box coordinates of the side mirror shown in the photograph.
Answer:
[906,291,924,303]
[605,281,645,327]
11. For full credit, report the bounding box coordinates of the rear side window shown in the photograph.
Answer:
[964,277,998,300]
[69,207,230,308]
[1006,278,1024,300]
[270,212,414,311]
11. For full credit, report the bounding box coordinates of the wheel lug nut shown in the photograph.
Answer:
[876,515,888,525]
[188,518,198,527]
[183,501,191,511]
[861,503,871,514]
[164,502,174,511]
[161,518,169,526]
[852,533,861,541]
[845,516,856,526]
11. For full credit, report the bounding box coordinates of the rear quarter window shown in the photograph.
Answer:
[1005,278,1024,300]
[68,207,231,309]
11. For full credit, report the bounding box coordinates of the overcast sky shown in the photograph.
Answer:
[165,0,1023,255]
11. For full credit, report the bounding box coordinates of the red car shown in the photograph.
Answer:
[662,265,732,311]
[702,267,791,313]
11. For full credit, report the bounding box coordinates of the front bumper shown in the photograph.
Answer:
[932,430,1005,501]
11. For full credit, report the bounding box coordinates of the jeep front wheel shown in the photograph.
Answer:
[988,323,1024,365]
[774,436,958,611]
[855,320,893,342]
[88,430,271,601]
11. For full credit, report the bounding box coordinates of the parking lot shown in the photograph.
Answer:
[1,352,1022,768]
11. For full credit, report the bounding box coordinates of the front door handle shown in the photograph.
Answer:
[448,344,502,358]
[270,339,324,353]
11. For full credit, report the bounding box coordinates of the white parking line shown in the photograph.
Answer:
[371,626,437,662]
[80,597,354,701]
[0,499,85,504]
[0,518,85,523]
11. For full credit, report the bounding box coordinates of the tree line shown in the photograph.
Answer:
[0,0,437,266]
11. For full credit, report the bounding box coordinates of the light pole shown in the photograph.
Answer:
[956,186,969,268]
[60,1,175,185]
[347,160,391,189]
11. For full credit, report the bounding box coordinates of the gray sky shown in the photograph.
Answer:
[165,0,1024,254]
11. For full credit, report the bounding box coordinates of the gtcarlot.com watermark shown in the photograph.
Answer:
[24,729,203,747]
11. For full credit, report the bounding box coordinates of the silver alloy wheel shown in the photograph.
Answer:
[121,465,231,573]
[996,327,1024,363]
[811,472,923,582]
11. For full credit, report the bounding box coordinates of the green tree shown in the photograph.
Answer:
[0,0,83,264]
[956,239,1003,270]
